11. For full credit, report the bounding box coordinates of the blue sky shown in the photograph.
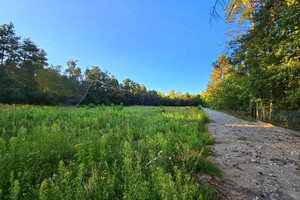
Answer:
[0,0,227,95]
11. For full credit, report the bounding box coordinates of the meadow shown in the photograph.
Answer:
[0,104,220,199]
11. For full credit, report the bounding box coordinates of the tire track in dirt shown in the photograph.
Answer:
[203,108,300,200]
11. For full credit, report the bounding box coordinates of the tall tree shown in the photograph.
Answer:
[0,23,20,67]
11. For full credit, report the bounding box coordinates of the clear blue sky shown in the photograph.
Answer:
[0,0,227,95]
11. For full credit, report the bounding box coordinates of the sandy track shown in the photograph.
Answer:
[203,108,300,200]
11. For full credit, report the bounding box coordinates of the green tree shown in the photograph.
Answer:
[0,22,20,66]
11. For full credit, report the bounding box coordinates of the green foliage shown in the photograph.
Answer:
[0,22,204,107]
[206,1,300,112]
[86,103,96,108]
[0,105,219,199]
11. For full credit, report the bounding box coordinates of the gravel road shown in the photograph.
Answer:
[203,108,300,200]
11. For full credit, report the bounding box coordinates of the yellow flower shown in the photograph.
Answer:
[74,143,82,148]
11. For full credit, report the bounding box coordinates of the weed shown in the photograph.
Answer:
[0,104,219,199]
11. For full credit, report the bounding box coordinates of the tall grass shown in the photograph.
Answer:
[0,105,220,199]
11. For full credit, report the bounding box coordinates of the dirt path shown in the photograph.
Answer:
[203,108,300,200]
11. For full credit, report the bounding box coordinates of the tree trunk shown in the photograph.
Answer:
[256,102,259,119]
[250,0,255,29]
[269,100,273,122]
[250,100,253,116]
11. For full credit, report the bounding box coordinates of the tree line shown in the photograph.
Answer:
[204,0,299,114]
[0,23,203,106]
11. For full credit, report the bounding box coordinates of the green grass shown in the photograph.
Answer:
[0,104,220,199]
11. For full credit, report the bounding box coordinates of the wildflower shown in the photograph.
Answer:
[74,143,82,148]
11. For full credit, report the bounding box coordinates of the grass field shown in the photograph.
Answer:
[0,105,220,199]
